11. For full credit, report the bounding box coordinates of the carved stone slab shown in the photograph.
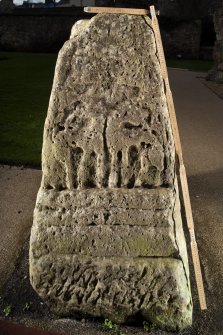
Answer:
[30,14,192,331]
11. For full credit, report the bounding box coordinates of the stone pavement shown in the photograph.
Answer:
[0,165,41,289]
[0,68,223,334]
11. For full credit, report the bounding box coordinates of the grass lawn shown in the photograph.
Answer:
[0,52,213,166]
[0,52,57,166]
[167,59,213,72]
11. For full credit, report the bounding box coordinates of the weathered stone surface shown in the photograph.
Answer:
[31,256,191,330]
[30,14,192,331]
[32,188,184,258]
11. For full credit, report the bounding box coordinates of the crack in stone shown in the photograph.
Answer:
[103,116,110,188]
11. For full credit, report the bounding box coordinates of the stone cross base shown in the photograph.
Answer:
[30,14,192,331]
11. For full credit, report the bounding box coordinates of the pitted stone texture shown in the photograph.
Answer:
[42,14,175,191]
[34,188,174,228]
[30,14,192,331]
[31,255,191,331]
[32,189,178,258]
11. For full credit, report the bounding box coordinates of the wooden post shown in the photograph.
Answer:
[84,6,149,15]
[150,5,207,310]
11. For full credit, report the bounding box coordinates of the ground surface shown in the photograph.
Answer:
[0,68,223,334]
[0,166,41,289]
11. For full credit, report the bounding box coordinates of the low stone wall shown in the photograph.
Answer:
[0,10,201,58]
[0,9,91,52]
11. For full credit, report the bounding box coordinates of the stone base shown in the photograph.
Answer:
[30,254,192,331]
[30,188,192,331]
[31,188,178,259]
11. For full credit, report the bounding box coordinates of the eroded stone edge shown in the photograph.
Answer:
[30,254,192,331]
[143,15,192,310]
